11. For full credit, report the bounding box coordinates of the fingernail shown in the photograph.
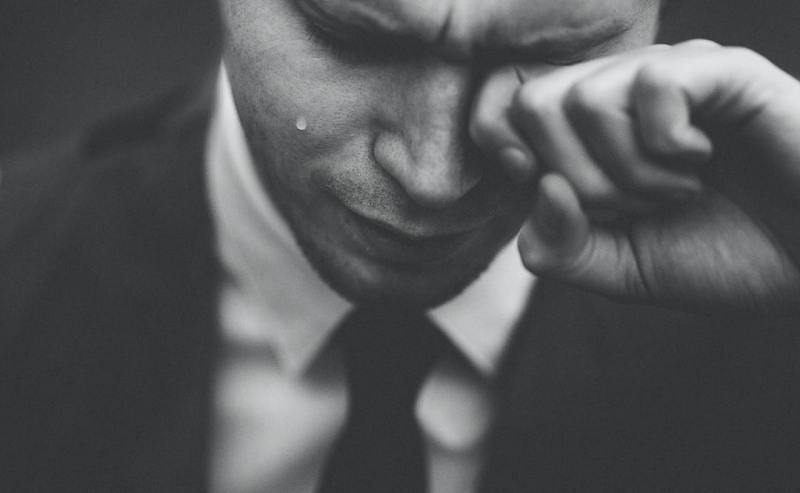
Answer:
[676,126,713,162]
[499,147,534,183]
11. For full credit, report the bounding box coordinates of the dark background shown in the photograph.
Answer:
[1,0,798,155]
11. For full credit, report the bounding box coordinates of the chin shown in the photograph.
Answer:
[295,231,499,309]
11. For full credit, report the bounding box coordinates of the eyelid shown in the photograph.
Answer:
[484,22,629,67]
[303,15,423,63]
[538,52,594,66]
[299,2,617,68]
[481,37,616,68]
[306,15,367,44]
[474,49,588,70]
[303,17,371,61]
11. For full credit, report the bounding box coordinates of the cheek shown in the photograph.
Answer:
[225,55,383,207]
[222,2,382,171]
[227,54,369,155]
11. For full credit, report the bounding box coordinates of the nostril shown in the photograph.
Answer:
[373,132,482,210]
[403,166,481,209]
[407,184,463,209]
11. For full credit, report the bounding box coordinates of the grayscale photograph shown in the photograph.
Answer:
[1,0,799,491]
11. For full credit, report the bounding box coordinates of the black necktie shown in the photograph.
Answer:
[319,306,449,493]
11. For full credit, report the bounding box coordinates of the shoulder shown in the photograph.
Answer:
[0,83,215,328]
[0,82,211,236]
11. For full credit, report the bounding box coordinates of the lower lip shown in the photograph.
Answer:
[346,211,477,268]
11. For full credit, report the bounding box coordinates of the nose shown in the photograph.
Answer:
[373,62,482,209]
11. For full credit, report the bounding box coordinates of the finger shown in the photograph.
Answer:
[559,43,718,200]
[518,173,590,272]
[631,41,780,156]
[662,45,800,198]
[565,80,704,201]
[512,75,655,213]
[633,60,714,162]
[470,65,537,183]
[471,49,661,185]
[510,47,680,213]
[519,173,651,302]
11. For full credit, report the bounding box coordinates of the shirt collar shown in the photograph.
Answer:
[207,66,535,377]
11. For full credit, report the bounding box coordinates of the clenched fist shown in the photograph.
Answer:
[471,40,800,315]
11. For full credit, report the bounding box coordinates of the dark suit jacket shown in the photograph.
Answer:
[2,89,799,492]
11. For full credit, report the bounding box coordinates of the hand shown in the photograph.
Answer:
[471,40,800,315]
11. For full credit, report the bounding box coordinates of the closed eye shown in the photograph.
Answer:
[301,11,423,64]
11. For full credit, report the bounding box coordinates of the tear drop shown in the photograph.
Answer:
[295,116,307,131]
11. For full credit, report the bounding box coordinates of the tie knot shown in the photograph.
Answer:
[336,306,448,403]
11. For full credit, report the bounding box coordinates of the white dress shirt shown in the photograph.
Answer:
[207,67,535,493]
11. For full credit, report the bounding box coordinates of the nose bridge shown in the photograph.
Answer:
[375,62,481,209]
[406,64,467,166]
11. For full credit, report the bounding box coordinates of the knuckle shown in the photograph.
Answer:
[680,38,721,50]
[727,46,772,68]
[635,62,675,93]
[468,114,512,153]
[647,43,671,51]
[564,81,607,124]
[515,82,560,119]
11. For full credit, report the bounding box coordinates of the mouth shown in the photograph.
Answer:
[345,209,482,268]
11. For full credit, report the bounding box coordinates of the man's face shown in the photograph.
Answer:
[220,0,661,307]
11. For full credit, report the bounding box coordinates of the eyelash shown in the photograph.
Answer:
[303,18,429,65]
[304,19,410,64]
[304,20,364,61]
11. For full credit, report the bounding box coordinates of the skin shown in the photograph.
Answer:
[219,0,663,308]
[507,42,800,314]
[221,0,800,315]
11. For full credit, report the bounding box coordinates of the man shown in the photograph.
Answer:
[2,0,800,491]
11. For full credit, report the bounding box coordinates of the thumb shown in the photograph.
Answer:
[518,173,591,275]
[519,173,652,302]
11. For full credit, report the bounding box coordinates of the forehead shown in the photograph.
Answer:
[300,0,659,55]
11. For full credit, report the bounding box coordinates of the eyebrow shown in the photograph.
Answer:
[297,0,632,63]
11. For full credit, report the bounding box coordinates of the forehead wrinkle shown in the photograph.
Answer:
[295,0,656,60]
